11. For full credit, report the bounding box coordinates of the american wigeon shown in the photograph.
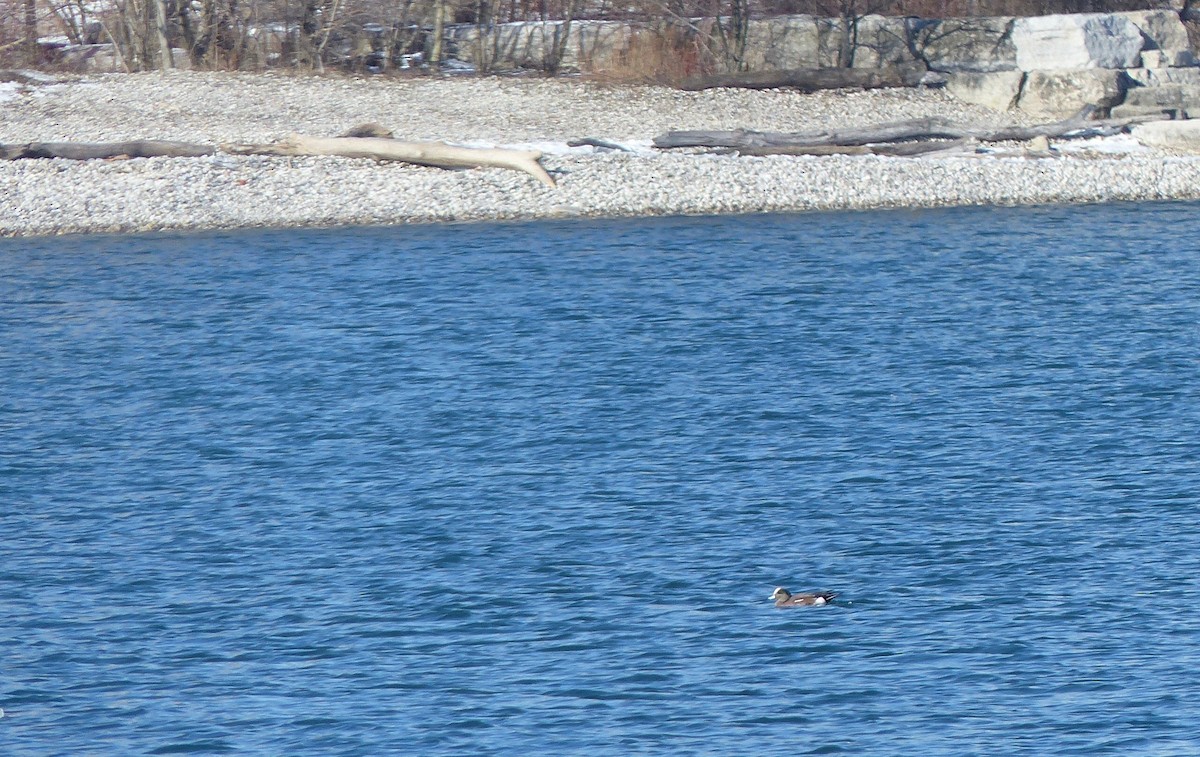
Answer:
[771,587,838,607]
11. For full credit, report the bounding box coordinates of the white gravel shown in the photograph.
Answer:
[4,70,1200,237]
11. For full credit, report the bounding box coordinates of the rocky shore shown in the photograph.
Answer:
[4,70,1200,237]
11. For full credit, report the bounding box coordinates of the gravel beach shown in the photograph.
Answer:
[4,70,1200,237]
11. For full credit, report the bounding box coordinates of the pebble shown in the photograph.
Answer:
[3,70,1200,237]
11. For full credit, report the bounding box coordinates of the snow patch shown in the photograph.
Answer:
[1055,133,1153,155]
[450,138,656,156]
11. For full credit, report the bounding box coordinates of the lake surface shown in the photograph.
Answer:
[3,205,1200,755]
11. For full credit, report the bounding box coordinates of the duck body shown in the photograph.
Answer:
[771,587,838,607]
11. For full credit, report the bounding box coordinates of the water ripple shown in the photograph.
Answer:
[3,204,1200,754]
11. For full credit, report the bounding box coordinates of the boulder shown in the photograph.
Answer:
[1126,65,1200,87]
[945,70,1025,110]
[816,16,911,68]
[1112,83,1200,119]
[1117,10,1191,53]
[914,16,1019,73]
[744,15,820,71]
[816,17,851,68]
[1012,14,1144,71]
[1125,67,1153,86]
[1132,119,1200,151]
[1017,68,1127,118]
[1113,84,1189,119]
[573,21,632,71]
[1139,49,1196,68]
[849,15,917,69]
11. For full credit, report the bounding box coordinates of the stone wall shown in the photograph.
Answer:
[445,9,1200,120]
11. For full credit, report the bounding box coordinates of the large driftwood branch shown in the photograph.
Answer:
[0,140,214,160]
[736,138,977,157]
[222,134,556,187]
[0,130,556,187]
[653,106,1158,153]
[679,63,928,93]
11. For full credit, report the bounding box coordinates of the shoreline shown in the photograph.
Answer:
[15,196,1200,244]
[5,71,1200,238]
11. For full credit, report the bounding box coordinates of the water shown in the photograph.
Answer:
[3,205,1200,755]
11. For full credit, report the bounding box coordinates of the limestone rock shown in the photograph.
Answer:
[815,17,854,68]
[816,16,913,68]
[1027,135,1052,153]
[1017,69,1127,118]
[1139,49,1196,68]
[1012,14,1145,71]
[849,15,918,69]
[1117,10,1191,53]
[1127,65,1200,87]
[744,15,820,71]
[1112,83,1200,119]
[1124,67,1154,86]
[1113,85,1188,119]
[914,16,1019,74]
[1132,119,1200,151]
[945,71,1025,111]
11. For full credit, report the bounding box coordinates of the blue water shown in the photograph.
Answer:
[3,205,1200,755]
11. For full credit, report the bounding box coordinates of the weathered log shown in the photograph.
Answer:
[0,140,215,160]
[223,134,556,187]
[567,137,637,153]
[679,62,928,93]
[736,138,976,157]
[653,106,1159,152]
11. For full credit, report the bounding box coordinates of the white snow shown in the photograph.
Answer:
[1055,132,1154,155]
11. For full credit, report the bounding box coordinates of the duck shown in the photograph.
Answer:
[771,587,838,607]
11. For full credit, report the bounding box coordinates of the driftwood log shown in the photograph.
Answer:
[0,130,556,187]
[567,137,637,153]
[653,106,1156,155]
[679,62,928,93]
[0,140,214,160]
[735,139,976,157]
[222,134,555,187]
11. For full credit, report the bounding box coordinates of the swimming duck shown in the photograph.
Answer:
[771,587,838,607]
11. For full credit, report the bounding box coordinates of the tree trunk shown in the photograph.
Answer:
[715,0,750,72]
[837,14,854,68]
[24,0,38,66]
[299,0,322,68]
[150,0,172,69]
[544,0,577,74]
[429,0,445,69]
